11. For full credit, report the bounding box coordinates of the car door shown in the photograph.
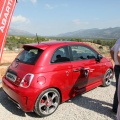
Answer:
[51,46,74,97]
[70,45,103,94]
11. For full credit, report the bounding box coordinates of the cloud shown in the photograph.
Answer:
[20,0,37,4]
[45,3,68,9]
[45,4,58,9]
[10,15,31,31]
[30,0,37,3]
[73,19,89,26]
[73,19,81,25]
[11,15,30,23]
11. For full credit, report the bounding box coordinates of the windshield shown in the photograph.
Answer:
[16,47,43,65]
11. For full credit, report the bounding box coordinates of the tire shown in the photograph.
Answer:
[34,88,60,117]
[102,69,113,87]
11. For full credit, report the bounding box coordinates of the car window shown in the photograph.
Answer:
[51,47,70,63]
[70,45,97,61]
[17,47,43,65]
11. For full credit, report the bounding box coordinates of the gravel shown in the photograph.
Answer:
[0,78,117,120]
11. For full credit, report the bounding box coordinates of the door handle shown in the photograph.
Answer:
[73,69,80,72]
[81,67,89,71]
[73,67,90,72]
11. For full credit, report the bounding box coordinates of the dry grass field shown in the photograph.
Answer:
[1,51,18,65]
[0,51,19,78]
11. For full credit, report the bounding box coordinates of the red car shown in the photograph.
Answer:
[2,41,113,117]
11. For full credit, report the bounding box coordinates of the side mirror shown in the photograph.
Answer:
[96,54,103,62]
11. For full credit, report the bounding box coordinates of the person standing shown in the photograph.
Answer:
[110,38,120,114]
[116,40,120,120]
[117,75,120,120]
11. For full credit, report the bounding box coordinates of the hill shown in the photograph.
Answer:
[57,27,120,39]
[8,28,35,36]
[8,27,120,39]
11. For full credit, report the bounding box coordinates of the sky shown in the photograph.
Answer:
[10,0,120,36]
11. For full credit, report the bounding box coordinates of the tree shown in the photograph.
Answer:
[96,39,102,45]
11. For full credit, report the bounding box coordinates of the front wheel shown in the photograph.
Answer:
[102,69,113,87]
[34,88,60,117]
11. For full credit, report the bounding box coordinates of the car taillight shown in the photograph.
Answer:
[20,73,34,88]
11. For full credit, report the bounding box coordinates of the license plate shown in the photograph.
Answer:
[6,72,17,82]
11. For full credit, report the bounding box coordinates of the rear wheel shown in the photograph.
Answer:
[102,69,113,87]
[34,88,60,117]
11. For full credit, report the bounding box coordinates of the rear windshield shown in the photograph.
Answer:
[16,46,43,65]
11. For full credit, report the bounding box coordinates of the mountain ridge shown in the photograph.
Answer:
[57,27,120,39]
[8,27,120,39]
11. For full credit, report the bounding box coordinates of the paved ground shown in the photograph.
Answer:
[0,79,117,120]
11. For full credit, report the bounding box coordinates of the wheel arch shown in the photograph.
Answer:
[50,87,62,104]
[35,86,62,104]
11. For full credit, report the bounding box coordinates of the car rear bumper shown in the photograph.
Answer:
[2,77,39,112]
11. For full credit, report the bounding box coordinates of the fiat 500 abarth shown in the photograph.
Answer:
[2,41,113,117]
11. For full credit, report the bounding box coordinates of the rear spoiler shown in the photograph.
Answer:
[0,0,17,62]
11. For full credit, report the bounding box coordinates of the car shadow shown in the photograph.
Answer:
[0,76,116,118]
[111,81,116,87]
[0,87,116,119]
[0,88,42,118]
[67,94,116,120]
[0,87,2,91]
[26,112,41,118]
[67,68,117,119]
[0,88,26,117]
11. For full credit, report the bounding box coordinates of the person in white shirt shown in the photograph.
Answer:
[110,38,120,114]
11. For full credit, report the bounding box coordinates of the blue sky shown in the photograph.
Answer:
[10,0,120,36]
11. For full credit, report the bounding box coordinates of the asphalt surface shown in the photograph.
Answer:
[0,78,117,120]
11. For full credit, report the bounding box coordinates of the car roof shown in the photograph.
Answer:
[23,41,91,50]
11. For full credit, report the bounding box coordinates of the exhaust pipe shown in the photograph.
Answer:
[8,97,21,109]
